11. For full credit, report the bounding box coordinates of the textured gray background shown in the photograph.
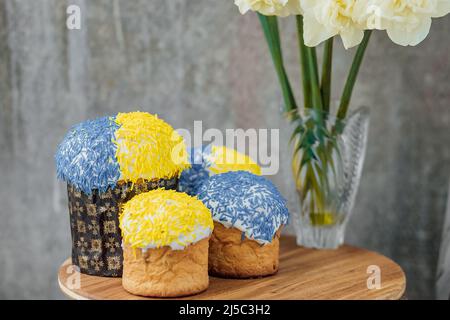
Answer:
[437,182,450,299]
[0,0,449,299]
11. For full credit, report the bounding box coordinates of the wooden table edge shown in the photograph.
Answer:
[58,239,407,300]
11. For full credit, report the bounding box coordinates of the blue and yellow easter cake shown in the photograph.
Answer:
[178,144,261,195]
[55,111,189,277]
[197,171,289,278]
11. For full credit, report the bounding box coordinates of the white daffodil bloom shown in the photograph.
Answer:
[234,0,450,47]
[300,0,365,49]
[354,0,450,46]
[234,0,302,17]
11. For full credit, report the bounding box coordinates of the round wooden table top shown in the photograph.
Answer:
[58,236,406,300]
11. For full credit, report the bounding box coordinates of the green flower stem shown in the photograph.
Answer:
[337,30,372,120]
[307,47,323,111]
[296,15,312,109]
[321,38,334,113]
[295,16,323,111]
[258,13,297,114]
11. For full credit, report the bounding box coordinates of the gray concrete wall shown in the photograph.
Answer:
[437,183,450,299]
[0,0,449,299]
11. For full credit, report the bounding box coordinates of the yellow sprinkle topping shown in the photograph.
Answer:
[119,189,214,249]
[207,145,262,175]
[114,112,189,184]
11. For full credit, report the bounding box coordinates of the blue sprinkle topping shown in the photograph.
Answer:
[197,171,289,244]
[178,145,213,195]
[55,116,121,194]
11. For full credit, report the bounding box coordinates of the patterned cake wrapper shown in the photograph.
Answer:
[67,178,178,277]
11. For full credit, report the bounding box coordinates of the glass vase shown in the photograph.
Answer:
[291,107,370,249]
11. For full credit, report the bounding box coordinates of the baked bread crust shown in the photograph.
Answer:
[122,238,209,297]
[208,222,281,278]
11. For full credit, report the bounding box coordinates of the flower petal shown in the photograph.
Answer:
[303,13,336,47]
[340,28,365,49]
[433,0,450,17]
[234,0,252,15]
[234,0,302,17]
[387,17,432,46]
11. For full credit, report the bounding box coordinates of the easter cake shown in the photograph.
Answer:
[198,171,289,278]
[55,112,188,277]
[179,144,261,195]
[120,189,213,297]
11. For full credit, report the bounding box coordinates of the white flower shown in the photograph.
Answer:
[354,0,450,46]
[234,0,302,17]
[300,0,365,49]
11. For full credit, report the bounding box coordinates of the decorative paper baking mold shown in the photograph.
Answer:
[67,178,178,277]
